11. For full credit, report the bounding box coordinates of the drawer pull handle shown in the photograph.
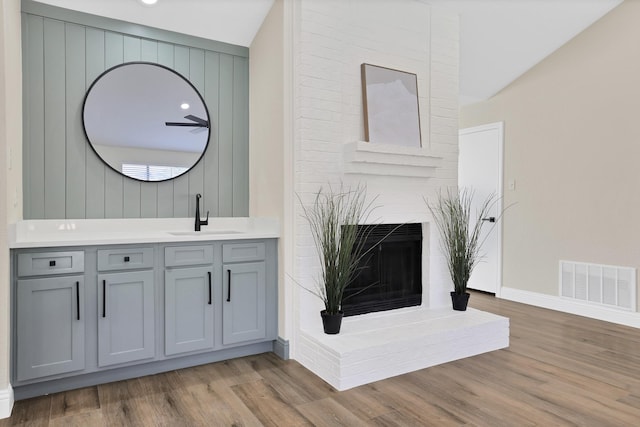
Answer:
[49,260,56,267]
[208,271,212,305]
[227,270,231,302]
[124,256,130,262]
[76,281,80,321]
[102,280,106,318]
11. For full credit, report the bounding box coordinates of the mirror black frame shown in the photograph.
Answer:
[82,61,211,183]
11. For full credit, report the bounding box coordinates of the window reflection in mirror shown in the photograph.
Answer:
[82,62,210,182]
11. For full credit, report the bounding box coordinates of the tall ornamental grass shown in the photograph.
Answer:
[428,188,498,295]
[301,184,376,315]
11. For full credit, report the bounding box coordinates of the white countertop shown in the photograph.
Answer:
[8,217,279,248]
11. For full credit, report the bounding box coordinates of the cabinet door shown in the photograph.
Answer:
[98,270,155,367]
[165,266,214,355]
[222,262,266,345]
[16,277,84,381]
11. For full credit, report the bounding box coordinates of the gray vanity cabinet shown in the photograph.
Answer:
[97,247,155,367]
[164,245,215,356]
[11,238,277,399]
[15,250,85,381]
[222,243,267,345]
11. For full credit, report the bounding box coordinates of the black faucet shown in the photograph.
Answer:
[195,193,209,231]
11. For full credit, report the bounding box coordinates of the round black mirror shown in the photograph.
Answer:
[82,62,210,182]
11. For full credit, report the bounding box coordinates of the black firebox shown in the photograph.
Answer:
[342,223,422,317]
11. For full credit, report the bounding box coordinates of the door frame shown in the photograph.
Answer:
[459,121,504,297]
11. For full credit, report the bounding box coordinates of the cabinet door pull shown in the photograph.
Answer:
[76,281,80,321]
[208,271,212,305]
[124,256,130,262]
[227,269,231,302]
[49,260,56,267]
[102,279,106,318]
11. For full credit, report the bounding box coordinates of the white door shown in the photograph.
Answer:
[458,122,503,294]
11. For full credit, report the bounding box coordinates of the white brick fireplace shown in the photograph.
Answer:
[291,0,459,312]
[252,0,509,390]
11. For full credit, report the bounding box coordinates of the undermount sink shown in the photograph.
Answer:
[168,230,243,236]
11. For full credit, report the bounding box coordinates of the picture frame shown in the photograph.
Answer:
[361,63,422,147]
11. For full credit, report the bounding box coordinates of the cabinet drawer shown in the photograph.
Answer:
[223,242,266,263]
[98,247,154,271]
[165,245,214,267]
[17,251,84,277]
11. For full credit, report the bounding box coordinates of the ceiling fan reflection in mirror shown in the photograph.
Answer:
[165,114,209,134]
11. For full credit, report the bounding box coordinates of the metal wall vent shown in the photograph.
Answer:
[560,260,636,311]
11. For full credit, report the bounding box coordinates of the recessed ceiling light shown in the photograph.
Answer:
[180,103,190,110]
[140,0,158,5]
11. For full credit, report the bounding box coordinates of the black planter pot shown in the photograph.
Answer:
[321,310,344,334]
[450,291,470,311]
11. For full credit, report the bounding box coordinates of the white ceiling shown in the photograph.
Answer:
[35,0,622,106]
[424,0,622,105]
[33,0,275,47]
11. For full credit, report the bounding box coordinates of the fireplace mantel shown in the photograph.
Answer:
[343,141,444,178]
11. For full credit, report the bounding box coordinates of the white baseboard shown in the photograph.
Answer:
[500,287,640,329]
[0,384,14,419]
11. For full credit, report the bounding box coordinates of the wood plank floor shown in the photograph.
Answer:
[2,291,640,426]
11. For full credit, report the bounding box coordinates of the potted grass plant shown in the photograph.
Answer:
[427,188,499,311]
[300,183,377,334]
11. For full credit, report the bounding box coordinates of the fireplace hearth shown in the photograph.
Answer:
[342,223,422,316]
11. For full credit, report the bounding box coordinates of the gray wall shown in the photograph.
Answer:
[21,2,249,219]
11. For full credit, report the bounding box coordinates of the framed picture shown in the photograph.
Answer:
[361,63,421,147]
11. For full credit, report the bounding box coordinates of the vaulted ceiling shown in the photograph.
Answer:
[33,0,275,46]
[35,0,623,106]
[424,0,622,105]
